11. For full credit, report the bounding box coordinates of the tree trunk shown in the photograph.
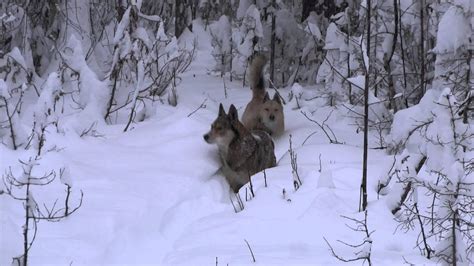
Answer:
[419,0,426,97]
[391,156,426,214]
[2,97,17,150]
[373,7,378,97]
[175,0,188,38]
[346,6,353,104]
[270,0,276,87]
[386,0,399,112]
[463,50,472,123]
[361,0,371,212]
[23,180,31,266]
[452,208,457,266]
[398,0,407,91]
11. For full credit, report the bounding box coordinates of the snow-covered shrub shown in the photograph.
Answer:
[236,0,253,20]
[325,210,373,265]
[2,144,83,266]
[106,3,195,128]
[233,4,264,79]
[270,8,305,86]
[0,47,35,149]
[299,11,327,85]
[0,4,31,65]
[199,0,234,28]
[317,20,360,106]
[0,47,32,86]
[432,3,473,99]
[199,0,219,23]
[210,15,233,76]
[3,67,85,262]
[342,74,392,149]
[33,72,62,132]
[317,22,348,105]
[0,79,28,150]
[357,0,408,112]
[288,82,304,109]
[56,35,109,134]
[383,88,473,264]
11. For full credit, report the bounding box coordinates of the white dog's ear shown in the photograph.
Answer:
[228,104,238,121]
[218,103,226,117]
[263,92,270,103]
[273,93,282,104]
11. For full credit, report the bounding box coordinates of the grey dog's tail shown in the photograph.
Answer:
[248,54,267,98]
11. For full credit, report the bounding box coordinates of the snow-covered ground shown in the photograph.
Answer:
[1,21,434,265]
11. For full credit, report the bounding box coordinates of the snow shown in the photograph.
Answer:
[324,23,346,50]
[0,79,7,98]
[291,82,303,95]
[133,26,152,49]
[0,20,442,266]
[275,9,301,42]
[27,193,38,217]
[347,75,365,90]
[210,15,232,54]
[243,5,264,38]
[4,14,16,23]
[305,20,322,41]
[389,89,440,152]
[114,7,131,45]
[7,47,28,70]
[454,0,473,12]
[361,36,369,72]
[433,6,470,53]
[60,167,73,187]
[156,21,169,42]
[237,0,252,20]
[138,12,161,22]
[381,23,395,59]
[317,169,336,189]
[56,35,108,136]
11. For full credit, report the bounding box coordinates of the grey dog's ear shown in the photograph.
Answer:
[218,103,226,117]
[263,92,270,103]
[273,93,282,104]
[228,104,238,121]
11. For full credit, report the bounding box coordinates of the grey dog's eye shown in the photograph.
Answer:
[274,109,278,112]
[265,108,269,111]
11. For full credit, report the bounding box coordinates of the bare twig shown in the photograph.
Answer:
[244,239,256,263]
[324,210,372,265]
[267,78,286,105]
[263,170,267,187]
[187,98,208,117]
[301,110,342,144]
[248,171,255,199]
[289,135,302,190]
